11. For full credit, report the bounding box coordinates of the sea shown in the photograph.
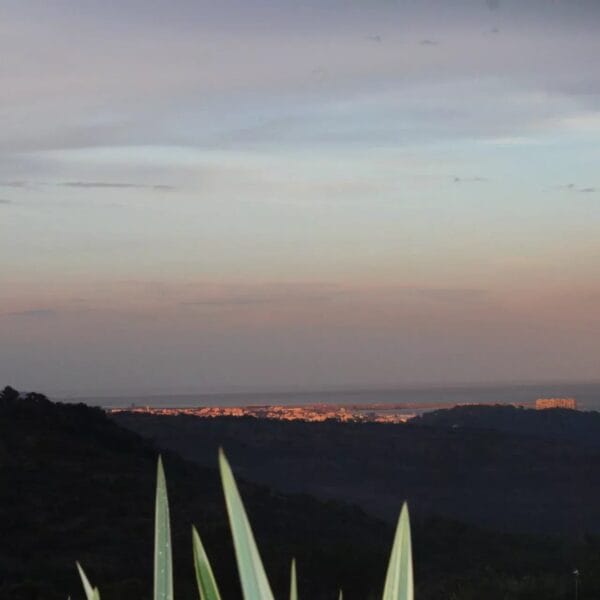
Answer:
[59,382,600,411]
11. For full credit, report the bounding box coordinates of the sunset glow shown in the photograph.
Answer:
[2,1,600,394]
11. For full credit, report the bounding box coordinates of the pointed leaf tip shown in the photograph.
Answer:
[382,502,414,600]
[154,456,174,600]
[76,563,100,600]
[290,559,298,600]
[192,526,222,600]
[219,450,275,600]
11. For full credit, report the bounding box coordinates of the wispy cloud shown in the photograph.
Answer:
[182,283,344,309]
[0,181,27,188]
[181,284,489,309]
[0,199,12,205]
[453,176,488,183]
[3,309,58,319]
[1,180,175,191]
[184,296,297,307]
[406,288,488,303]
[58,182,174,191]
[557,184,596,194]
[419,39,438,46]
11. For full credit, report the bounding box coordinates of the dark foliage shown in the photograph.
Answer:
[3,388,600,599]
[0,387,390,600]
[113,410,600,535]
[413,404,600,449]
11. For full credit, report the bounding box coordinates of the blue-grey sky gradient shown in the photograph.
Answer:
[1,0,599,394]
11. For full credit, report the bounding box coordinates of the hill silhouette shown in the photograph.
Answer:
[4,388,600,600]
[0,387,392,599]
[114,408,600,535]
[413,404,600,449]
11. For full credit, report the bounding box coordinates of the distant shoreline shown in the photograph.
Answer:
[106,399,588,424]
[57,381,600,411]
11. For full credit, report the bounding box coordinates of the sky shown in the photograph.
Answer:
[1,0,600,396]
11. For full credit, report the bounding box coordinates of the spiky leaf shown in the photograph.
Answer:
[289,559,298,600]
[76,562,101,600]
[155,456,174,600]
[219,449,275,600]
[382,503,413,600]
[192,526,222,600]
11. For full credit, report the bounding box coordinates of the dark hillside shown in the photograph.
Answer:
[5,390,600,600]
[113,410,600,535]
[0,388,392,600]
[414,404,600,448]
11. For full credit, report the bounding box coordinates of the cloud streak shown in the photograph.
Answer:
[453,176,488,183]
[404,288,489,304]
[0,181,27,188]
[557,184,596,194]
[2,309,58,319]
[59,182,174,191]
[182,283,345,308]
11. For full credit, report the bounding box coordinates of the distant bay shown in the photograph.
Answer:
[59,382,600,411]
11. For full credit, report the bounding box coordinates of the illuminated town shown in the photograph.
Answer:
[535,397,577,410]
[109,396,579,422]
[110,403,418,423]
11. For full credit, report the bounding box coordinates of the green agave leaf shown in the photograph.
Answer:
[382,503,414,600]
[289,559,298,600]
[192,525,222,600]
[219,448,275,600]
[76,562,101,600]
[155,456,174,600]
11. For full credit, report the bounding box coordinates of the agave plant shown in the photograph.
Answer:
[77,450,414,600]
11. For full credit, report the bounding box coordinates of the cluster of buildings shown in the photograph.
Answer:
[535,397,577,410]
[110,404,415,423]
[110,396,580,422]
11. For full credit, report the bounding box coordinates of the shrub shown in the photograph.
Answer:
[77,451,413,600]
